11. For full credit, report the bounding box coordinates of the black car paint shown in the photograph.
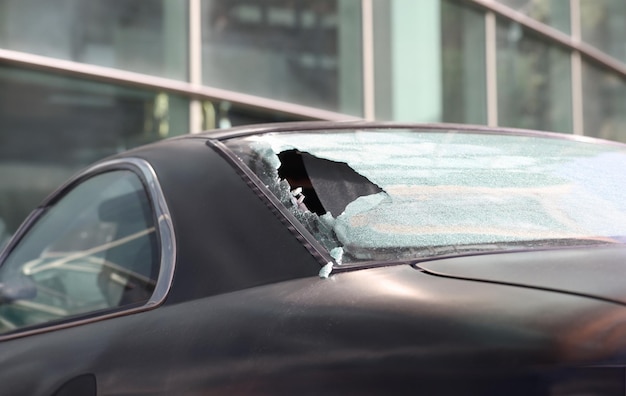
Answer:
[5,263,626,395]
[421,245,626,306]
[125,137,321,303]
[1,122,626,395]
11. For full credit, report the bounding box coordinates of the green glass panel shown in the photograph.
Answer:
[0,0,188,80]
[580,0,626,63]
[201,0,363,115]
[441,0,487,124]
[0,66,189,240]
[494,0,570,34]
[496,19,572,133]
[582,61,626,142]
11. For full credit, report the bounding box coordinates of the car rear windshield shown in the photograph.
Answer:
[225,128,626,265]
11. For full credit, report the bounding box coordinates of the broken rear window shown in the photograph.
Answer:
[224,128,626,265]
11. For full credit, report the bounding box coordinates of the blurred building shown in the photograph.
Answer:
[0,0,625,241]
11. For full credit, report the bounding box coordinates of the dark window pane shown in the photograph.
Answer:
[582,61,626,142]
[581,0,626,64]
[496,19,572,132]
[201,100,303,130]
[494,0,570,34]
[441,0,487,124]
[0,0,187,80]
[201,0,363,115]
[0,66,189,239]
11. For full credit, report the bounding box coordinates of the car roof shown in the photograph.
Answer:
[101,122,626,302]
[193,121,626,149]
[107,137,322,304]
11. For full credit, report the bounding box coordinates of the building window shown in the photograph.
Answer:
[582,61,626,141]
[0,65,188,239]
[496,19,572,133]
[580,0,626,64]
[441,0,487,125]
[0,0,188,80]
[201,0,363,116]
[494,0,570,34]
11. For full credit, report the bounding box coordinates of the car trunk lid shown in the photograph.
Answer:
[417,245,626,305]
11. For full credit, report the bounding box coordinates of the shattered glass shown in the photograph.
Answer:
[225,129,626,264]
[229,140,342,255]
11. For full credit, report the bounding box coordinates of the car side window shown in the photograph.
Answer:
[0,170,159,334]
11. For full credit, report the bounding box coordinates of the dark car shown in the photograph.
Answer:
[2,122,626,395]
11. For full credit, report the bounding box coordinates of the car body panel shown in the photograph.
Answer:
[419,246,626,305]
[3,265,626,395]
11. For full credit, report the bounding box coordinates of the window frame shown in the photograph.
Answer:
[0,158,176,341]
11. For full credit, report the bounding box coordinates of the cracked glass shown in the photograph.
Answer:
[226,128,626,264]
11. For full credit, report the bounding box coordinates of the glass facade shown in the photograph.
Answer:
[495,0,570,33]
[0,66,189,239]
[582,61,626,142]
[201,100,301,130]
[0,0,626,244]
[0,0,188,80]
[496,19,572,132]
[580,0,626,64]
[441,0,487,124]
[201,0,363,116]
